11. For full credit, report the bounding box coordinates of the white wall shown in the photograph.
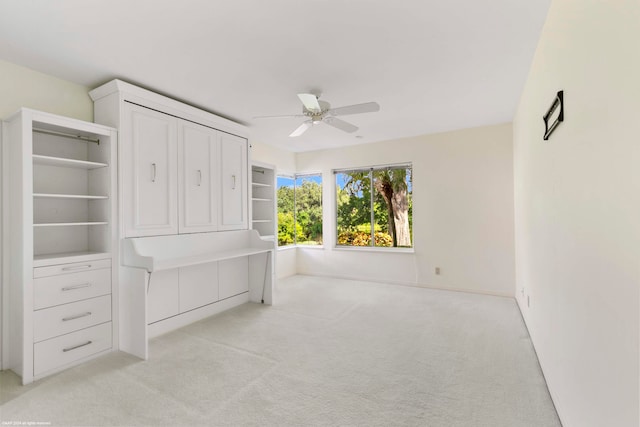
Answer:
[250,141,297,279]
[513,1,640,425]
[0,60,93,121]
[295,123,515,296]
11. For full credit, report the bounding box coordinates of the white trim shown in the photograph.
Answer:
[295,273,514,299]
[89,80,248,139]
[333,246,414,254]
[296,245,325,250]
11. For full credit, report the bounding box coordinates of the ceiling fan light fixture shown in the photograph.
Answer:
[260,93,380,137]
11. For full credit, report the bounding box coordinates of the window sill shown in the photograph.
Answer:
[333,246,415,254]
[278,244,325,251]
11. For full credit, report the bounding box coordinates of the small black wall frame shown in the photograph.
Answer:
[543,90,564,140]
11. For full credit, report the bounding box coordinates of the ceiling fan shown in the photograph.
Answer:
[254,93,380,137]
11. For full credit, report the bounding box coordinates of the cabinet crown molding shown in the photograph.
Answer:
[89,79,248,139]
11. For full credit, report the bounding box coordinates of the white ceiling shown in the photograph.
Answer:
[0,0,550,152]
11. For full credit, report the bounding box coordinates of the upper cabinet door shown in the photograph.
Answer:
[218,133,248,230]
[178,121,219,233]
[122,103,178,237]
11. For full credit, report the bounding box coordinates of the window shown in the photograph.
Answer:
[277,173,323,247]
[335,164,412,248]
[277,175,296,246]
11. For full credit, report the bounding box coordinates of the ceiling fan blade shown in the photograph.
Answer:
[297,93,322,113]
[324,117,358,133]
[329,102,380,116]
[253,114,305,119]
[289,121,313,137]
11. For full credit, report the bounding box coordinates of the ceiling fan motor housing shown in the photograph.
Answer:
[303,99,331,117]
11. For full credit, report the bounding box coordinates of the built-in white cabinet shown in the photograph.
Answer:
[123,102,178,237]
[179,262,219,312]
[219,257,249,300]
[178,121,219,233]
[251,163,276,240]
[89,80,274,361]
[219,133,248,231]
[90,80,249,238]
[2,109,117,384]
[146,269,180,324]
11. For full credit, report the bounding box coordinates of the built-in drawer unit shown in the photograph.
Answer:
[33,322,112,377]
[33,295,112,342]
[31,257,113,380]
[34,268,111,310]
[33,258,111,279]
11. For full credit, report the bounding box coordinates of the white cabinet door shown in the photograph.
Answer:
[178,121,219,233]
[123,103,178,237]
[219,133,248,230]
[218,257,249,300]
[179,262,218,312]
[147,269,179,324]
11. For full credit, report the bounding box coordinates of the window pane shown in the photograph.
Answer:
[277,176,297,246]
[373,167,413,248]
[295,175,323,245]
[336,172,372,247]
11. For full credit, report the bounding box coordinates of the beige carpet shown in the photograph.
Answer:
[0,275,561,426]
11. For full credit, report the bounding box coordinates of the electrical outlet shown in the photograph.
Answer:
[435,267,441,275]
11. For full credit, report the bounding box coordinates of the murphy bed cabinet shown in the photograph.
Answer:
[90,80,274,360]
[2,109,117,384]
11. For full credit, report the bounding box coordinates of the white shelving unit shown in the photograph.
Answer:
[2,108,117,384]
[251,163,276,240]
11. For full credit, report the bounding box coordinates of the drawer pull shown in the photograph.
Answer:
[61,283,92,292]
[62,340,93,353]
[62,311,92,322]
[62,265,92,272]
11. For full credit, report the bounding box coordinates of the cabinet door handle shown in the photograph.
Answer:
[151,163,157,182]
[232,174,236,190]
[61,283,92,292]
[63,340,92,353]
[62,312,92,322]
[62,265,92,271]
[197,170,202,186]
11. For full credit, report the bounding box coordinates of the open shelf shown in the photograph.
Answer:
[252,182,271,188]
[251,164,275,240]
[33,154,108,170]
[33,193,108,200]
[33,251,111,267]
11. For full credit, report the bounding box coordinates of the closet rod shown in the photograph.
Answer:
[253,169,265,174]
[33,128,100,144]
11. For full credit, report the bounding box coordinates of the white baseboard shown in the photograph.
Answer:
[294,271,515,299]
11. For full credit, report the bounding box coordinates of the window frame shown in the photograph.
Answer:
[333,162,413,250]
[276,171,323,249]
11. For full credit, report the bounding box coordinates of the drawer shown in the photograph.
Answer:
[34,268,111,310]
[34,295,112,342]
[34,258,111,279]
[34,322,112,377]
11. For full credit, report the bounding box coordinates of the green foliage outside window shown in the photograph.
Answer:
[336,166,412,248]
[277,175,323,246]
